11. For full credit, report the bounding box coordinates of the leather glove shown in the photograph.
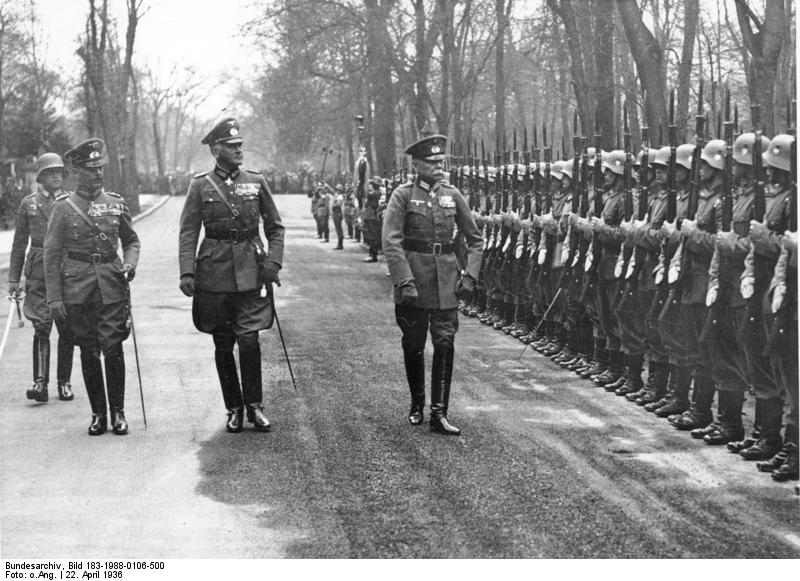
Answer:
[589,216,605,232]
[661,219,677,238]
[50,300,68,324]
[455,275,475,300]
[263,261,281,284]
[122,263,136,282]
[179,275,195,297]
[8,281,21,298]
[398,284,419,307]
[681,219,697,237]
[715,231,739,256]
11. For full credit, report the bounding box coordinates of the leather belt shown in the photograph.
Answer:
[206,229,258,242]
[402,239,455,255]
[67,251,117,264]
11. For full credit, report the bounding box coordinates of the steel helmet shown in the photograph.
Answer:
[586,147,605,167]
[650,146,672,168]
[675,144,696,171]
[561,158,575,180]
[550,160,565,179]
[602,150,626,176]
[732,133,771,166]
[700,139,726,170]
[634,148,659,168]
[765,134,795,172]
[36,152,66,181]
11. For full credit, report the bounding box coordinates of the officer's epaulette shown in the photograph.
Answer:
[55,192,71,201]
[244,168,263,176]
[21,192,37,200]
[105,191,122,199]
[194,171,209,179]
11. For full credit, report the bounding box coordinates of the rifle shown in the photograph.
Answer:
[612,103,634,310]
[752,105,766,220]
[560,111,583,290]
[579,113,604,304]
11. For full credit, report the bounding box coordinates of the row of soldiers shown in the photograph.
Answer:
[308,177,387,262]
[441,94,797,483]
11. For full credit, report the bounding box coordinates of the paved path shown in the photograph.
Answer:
[1,195,797,559]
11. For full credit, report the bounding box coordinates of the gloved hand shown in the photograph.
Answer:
[122,263,136,282]
[589,216,605,232]
[179,275,195,297]
[715,231,739,256]
[455,275,475,300]
[8,281,21,298]
[50,300,68,324]
[681,219,697,237]
[661,219,677,238]
[398,284,419,307]
[263,261,281,284]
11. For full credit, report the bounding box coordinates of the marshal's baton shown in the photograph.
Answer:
[267,282,297,391]
[518,287,562,359]
[126,279,147,427]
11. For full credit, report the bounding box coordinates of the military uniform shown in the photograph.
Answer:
[178,117,285,433]
[315,188,331,242]
[43,139,140,436]
[8,153,75,403]
[362,178,382,262]
[331,184,345,249]
[383,134,483,435]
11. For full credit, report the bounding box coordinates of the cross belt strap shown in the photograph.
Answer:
[203,175,264,251]
[65,197,118,256]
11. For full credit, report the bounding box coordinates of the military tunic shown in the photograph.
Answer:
[43,189,140,349]
[178,166,285,336]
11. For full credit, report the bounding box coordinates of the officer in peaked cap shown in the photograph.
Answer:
[8,153,76,404]
[361,176,383,262]
[43,138,141,436]
[179,117,285,434]
[382,133,483,435]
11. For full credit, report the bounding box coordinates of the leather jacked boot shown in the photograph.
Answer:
[57,381,74,401]
[670,375,715,430]
[110,409,128,435]
[226,408,244,433]
[246,404,271,432]
[704,390,745,445]
[604,356,632,391]
[594,349,623,387]
[635,362,668,406]
[81,347,107,435]
[691,422,720,439]
[757,440,791,472]
[740,398,784,460]
[26,336,50,403]
[404,349,425,425]
[728,433,760,453]
[429,347,460,436]
[655,366,691,417]
[239,345,264,410]
[771,443,799,481]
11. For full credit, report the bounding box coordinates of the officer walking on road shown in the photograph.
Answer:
[382,134,483,435]
[8,153,76,404]
[178,118,285,433]
[43,139,140,436]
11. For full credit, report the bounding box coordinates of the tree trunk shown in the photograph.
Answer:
[594,0,614,149]
[676,0,699,141]
[616,0,667,140]
[494,0,509,145]
[364,0,396,174]
[735,0,787,135]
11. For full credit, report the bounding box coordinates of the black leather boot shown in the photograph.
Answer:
[246,404,271,432]
[654,365,691,417]
[226,408,244,433]
[105,344,128,435]
[26,335,50,403]
[81,347,107,436]
[614,353,645,395]
[704,390,745,445]
[635,361,668,406]
[670,375,715,430]
[404,349,425,425]
[56,331,74,400]
[740,398,784,460]
[239,345,264,409]
[771,443,799,481]
[429,346,460,435]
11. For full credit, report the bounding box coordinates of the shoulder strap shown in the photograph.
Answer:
[204,174,249,229]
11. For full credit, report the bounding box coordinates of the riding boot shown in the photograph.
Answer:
[404,349,426,425]
[239,346,263,407]
[429,346,460,435]
[335,236,344,249]
[27,336,50,403]
[215,350,243,432]
[104,344,128,435]
[81,347,107,435]
[740,398,785,460]
[670,374,715,430]
[704,390,745,445]
[56,332,74,400]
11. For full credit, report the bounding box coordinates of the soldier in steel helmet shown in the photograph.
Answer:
[43,138,140,436]
[8,153,76,404]
[178,118,285,434]
[382,133,483,435]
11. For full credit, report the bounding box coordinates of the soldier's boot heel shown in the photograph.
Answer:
[57,381,74,401]
[739,398,784,460]
[771,445,799,481]
[110,409,128,435]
